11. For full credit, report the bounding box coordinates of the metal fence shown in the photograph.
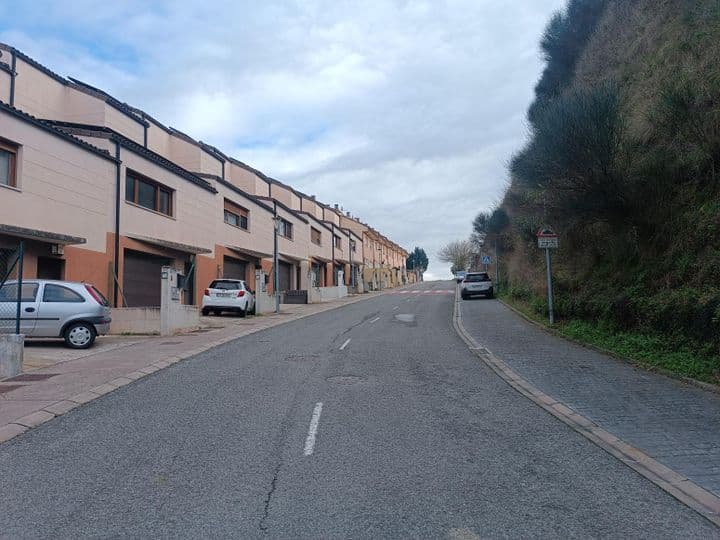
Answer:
[0,241,24,334]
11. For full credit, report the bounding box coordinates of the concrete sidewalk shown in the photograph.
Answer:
[0,293,377,443]
[457,296,720,524]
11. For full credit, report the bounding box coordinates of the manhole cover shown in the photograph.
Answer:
[0,384,25,394]
[326,375,366,385]
[285,354,319,362]
[394,314,416,324]
[6,373,58,382]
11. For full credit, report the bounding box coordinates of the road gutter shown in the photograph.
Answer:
[451,289,720,528]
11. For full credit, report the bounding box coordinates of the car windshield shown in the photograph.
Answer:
[465,273,490,282]
[209,280,242,290]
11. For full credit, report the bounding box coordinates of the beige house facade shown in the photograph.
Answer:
[0,43,408,307]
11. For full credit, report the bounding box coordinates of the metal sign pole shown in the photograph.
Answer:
[545,247,554,324]
[495,239,499,294]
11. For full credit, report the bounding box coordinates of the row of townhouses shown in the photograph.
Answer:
[0,43,413,308]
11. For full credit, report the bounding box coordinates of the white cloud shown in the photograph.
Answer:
[1,0,566,278]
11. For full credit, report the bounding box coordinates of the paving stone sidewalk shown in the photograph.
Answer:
[0,293,376,443]
[460,299,720,498]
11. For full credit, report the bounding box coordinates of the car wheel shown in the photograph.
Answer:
[249,303,256,315]
[213,309,222,316]
[487,288,494,299]
[239,305,247,318]
[461,293,468,300]
[201,308,210,316]
[64,322,96,349]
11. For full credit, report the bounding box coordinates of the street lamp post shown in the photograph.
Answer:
[349,239,356,290]
[376,245,382,291]
[273,215,282,314]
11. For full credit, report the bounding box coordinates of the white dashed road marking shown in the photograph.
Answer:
[369,316,381,324]
[339,338,351,350]
[303,402,323,456]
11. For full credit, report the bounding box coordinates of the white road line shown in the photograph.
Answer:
[393,306,399,310]
[339,338,351,350]
[303,402,323,456]
[369,316,381,323]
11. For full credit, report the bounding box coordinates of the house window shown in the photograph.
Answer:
[126,171,173,216]
[278,218,293,240]
[0,140,18,188]
[224,199,249,230]
[334,235,342,249]
[311,227,322,246]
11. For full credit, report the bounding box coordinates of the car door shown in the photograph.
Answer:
[35,283,87,337]
[0,281,40,335]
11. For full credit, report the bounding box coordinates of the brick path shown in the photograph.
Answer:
[460,298,720,498]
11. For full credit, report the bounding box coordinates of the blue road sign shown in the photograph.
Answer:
[482,255,491,265]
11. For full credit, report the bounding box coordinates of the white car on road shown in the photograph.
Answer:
[460,272,494,299]
[201,279,256,317]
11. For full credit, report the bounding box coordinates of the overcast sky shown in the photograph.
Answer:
[1,0,565,279]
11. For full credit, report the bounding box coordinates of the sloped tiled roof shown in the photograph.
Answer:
[0,102,117,162]
[44,120,216,193]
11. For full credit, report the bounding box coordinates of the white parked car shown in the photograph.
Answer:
[460,272,494,299]
[201,279,256,317]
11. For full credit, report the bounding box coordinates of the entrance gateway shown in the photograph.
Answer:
[222,256,247,281]
[122,249,171,307]
[278,261,293,292]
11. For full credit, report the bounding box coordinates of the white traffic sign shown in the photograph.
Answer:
[538,236,559,249]
[482,255,491,265]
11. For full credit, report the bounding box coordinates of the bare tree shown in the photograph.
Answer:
[437,240,475,272]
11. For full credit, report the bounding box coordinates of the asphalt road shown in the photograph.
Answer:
[0,281,716,538]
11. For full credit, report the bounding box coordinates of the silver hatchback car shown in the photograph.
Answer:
[0,280,111,348]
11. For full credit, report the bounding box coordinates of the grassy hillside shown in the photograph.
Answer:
[494,0,720,382]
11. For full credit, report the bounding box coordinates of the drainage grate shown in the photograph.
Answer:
[160,341,183,345]
[0,384,25,394]
[5,373,59,382]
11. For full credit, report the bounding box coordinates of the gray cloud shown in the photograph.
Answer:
[0,0,565,279]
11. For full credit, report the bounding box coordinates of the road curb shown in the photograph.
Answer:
[496,297,720,395]
[0,290,386,446]
[452,290,720,528]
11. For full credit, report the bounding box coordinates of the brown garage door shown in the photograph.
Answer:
[123,250,171,307]
[223,256,247,280]
[279,261,293,292]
